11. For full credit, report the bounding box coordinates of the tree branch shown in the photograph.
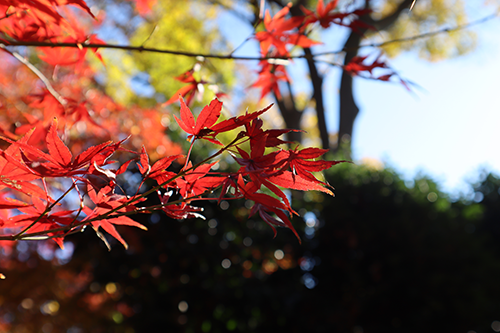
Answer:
[364,11,499,49]
[274,89,303,144]
[0,43,66,107]
[1,11,496,62]
[303,47,329,150]
[337,30,362,154]
[366,0,414,31]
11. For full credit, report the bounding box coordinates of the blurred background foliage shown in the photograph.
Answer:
[94,0,236,108]
[373,0,477,60]
[2,158,500,333]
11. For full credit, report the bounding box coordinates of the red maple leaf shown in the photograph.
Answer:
[9,118,126,179]
[301,0,339,28]
[244,116,299,147]
[274,147,346,186]
[164,70,206,106]
[137,146,181,185]
[302,2,375,34]
[83,186,147,249]
[157,190,205,220]
[172,100,275,146]
[255,3,319,57]
[8,196,76,248]
[344,55,388,75]
[237,175,300,242]
[0,129,46,198]
[175,161,224,199]
[251,61,289,100]
[343,54,411,90]
[267,171,333,196]
[173,97,223,144]
[233,136,281,176]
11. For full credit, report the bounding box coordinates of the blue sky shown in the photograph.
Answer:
[217,2,500,195]
[352,7,500,194]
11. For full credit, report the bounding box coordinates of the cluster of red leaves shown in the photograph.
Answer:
[0,0,345,250]
[250,1,377,101]
[0,0,104,68]
[344,55,411,89]
[301,0,374,33]
[165,0,388,103]
[251,61,289,100]
[0,96,343,247]
[162,97,345,240]
[255,3,320,57]
[0,0,93,42]
[0,0,181,158]
[0,117,148,248]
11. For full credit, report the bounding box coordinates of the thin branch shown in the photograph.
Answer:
[2,40,277,60]
[12,182,76,240]
[0,134,246,241]
[0,12,14,21]
[410,0,417,11]
[365,12,499,49]
[303,47,328,149]
[2,12,497,62]
[319,11,500,56]
[0,43,66,107]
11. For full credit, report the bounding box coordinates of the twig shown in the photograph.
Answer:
[0,43,67,107]
[0,134,245,241]
[314,12,500,57]
[2,12,497,61]
[359,12,499,50]
[12,182,76,240]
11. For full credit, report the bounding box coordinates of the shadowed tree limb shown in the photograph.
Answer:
[336,0,415,154]
[274,83,303,144]
[303,47,329,150]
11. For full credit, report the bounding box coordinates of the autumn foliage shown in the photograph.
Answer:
[0,0,375,251]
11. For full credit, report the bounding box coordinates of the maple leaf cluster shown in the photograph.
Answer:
[0,0,346,249]
[0,0,181,160]
[0,96,343,248]
[165,0,400,105]
[344,55,411,89]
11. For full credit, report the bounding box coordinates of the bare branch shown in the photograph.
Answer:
[303,47,329,150]
[362,12,499,50]
[2,11,497,62]
[0,43,66,107]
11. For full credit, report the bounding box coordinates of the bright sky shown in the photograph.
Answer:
[352,7,500,195]
[218,2,500,195]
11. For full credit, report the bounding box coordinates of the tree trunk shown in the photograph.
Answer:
[337,31,362,154]
[304,47,329,150]
[275,92,303,144]
[335,0,414,154]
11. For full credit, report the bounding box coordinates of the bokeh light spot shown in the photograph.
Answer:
[221,259,231,269]
[105,282,117,294]
[178,301,189,313]
[274,249,284,260]
[427,192,438,202]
